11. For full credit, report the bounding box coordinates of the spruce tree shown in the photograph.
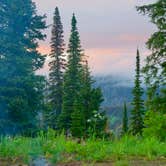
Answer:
[48,7,65,129]
[71,97,85,138]
[122,102,128,135]
[82,62,105,136]
[58,14,83,132]
[137,0,166,139]
[81,60,94,129]
[58,14,105,137]
[137,0,166,112]
[0,0,47,135]
[130,49,144,135]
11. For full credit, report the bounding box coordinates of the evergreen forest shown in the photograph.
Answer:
[0,0,165,165]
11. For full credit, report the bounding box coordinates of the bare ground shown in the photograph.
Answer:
[1,159,166,166]
[57,160,166,166]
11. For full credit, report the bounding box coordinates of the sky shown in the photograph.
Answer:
[34,0,157,78]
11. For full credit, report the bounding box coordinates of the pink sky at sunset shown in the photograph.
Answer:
[34,0,157,78]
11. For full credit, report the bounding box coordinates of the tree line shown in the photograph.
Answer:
[0,2,106,137]
[0,0,165,139]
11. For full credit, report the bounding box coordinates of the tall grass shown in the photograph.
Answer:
[0,130,165,164]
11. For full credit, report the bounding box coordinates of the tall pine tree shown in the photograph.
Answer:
[130,49,144,135]
[58,14,105,137]
[58,14,83,133]
[48,7,65,129]
[0,0,47,135]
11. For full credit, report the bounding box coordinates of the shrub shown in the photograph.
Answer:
[143,111,166,141]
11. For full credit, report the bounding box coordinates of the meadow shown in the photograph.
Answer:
[0,130,166,165]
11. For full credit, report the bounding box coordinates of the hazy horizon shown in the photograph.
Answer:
[34,0,157,79]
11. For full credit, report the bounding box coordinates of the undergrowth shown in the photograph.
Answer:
[0,130,165,164]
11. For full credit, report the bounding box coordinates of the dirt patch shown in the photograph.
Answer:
[57,162,82,166]
[57,160,166,166]
[0,158,27,166]
[1,159,166,166]
[131,160,166,166]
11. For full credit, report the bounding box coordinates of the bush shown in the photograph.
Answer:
[143,111,166,141]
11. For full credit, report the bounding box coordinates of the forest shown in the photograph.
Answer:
[0,0,165,165]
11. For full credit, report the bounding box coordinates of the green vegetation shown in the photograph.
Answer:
[58,14,105,137]
[130,49,144,136]
[136,0,166,140]
[122,102,128,135]
[0,130,165,164]
[48,7,65,128]
[137,0,166,112]
[0,0,165,165]
[0,0,47,135]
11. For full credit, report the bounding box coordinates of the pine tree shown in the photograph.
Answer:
[136,0,166,140]
[71,97,85,138]
[58,14,83,132]
[0,0,47,135]
[130,49,144,135]
[137,0,166,112]
[58,14,105,137]
[70,60,90,137]
[81,60,94,129]
[90,88,104,113]
[122,102,128,135]
[81,63,105,136]
[48,7,65,129]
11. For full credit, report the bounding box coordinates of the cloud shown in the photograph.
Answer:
[34,0,155,78]
[37,45,150,77]
[85,48,144,76]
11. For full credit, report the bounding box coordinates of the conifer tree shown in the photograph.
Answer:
[130,49,144,135]
[48,7,65,129]
[137,0,166,140]
[137,0,166,112]
[75,59,105,136]
[90,88,104,113]
[58,14,83,132]
[0,0,47,135]
[58,14,105,137]
[122,102,128,135]
[81,60,94,129]
[71,97,85,138]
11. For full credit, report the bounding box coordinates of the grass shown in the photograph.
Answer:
[0,130,166,164]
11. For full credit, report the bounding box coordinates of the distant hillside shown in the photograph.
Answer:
[94,75,133,131]
[94,75,133,106]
